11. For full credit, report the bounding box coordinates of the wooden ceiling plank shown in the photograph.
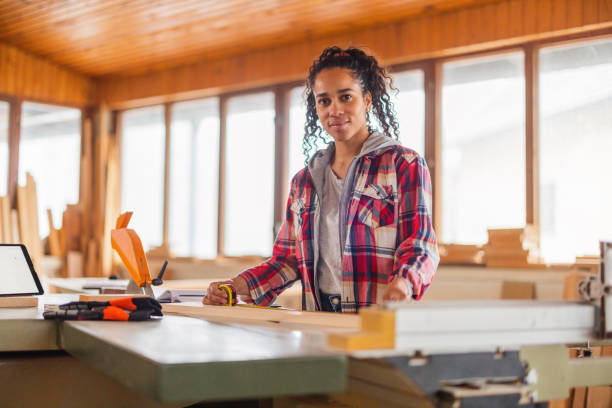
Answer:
[0,0,256,36]
[1,0,442,49]
[1,0,504,76]
[43,0,444,62]
[0,0,264,56]
[0,0,126,32]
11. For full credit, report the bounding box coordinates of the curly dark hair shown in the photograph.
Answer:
[302,46,400,164]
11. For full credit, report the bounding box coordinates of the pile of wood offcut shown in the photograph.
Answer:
[484,226,541,267]
[439,244,485,265]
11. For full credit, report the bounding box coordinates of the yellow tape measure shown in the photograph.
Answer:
[218,284,282,310]
[218,284,236,306]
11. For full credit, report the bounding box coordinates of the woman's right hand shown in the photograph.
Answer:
[202,276,250,305]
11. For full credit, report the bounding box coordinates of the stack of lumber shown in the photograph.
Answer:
[17,173,45,271]
[0,173,44,272]
[439,244,484,265]
[86,112,121,278]
[46,204,85,277]
[484,226,541,268]
[63,113,120,279]
[46,114,120,278]
[574,255,599,274]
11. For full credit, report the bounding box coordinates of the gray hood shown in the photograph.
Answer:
[307,131,400,195]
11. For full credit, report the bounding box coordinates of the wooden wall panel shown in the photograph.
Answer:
[508,0,523,38]
[0,42,94,106]
[97,0,612,108]
[600,0,612,22]
[567,0,584,29]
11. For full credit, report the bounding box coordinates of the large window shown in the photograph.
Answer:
[288,87,308,179]
[107,35,611,264]
[539,37,612,262]
[121,106,165,251]
[169,98,220,259]
[0,101,8,196]
[224,92,276,256]
[441,52,526,244]
[392,69,425,156]
[19,102,81,237]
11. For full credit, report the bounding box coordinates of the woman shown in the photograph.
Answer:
[203,46,439,313]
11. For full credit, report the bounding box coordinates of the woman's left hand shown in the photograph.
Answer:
[381,276,413,302]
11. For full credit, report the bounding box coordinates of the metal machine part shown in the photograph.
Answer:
[578,241,612,338]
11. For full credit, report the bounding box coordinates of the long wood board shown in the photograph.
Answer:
[162,302,360,330]
[0,296,39,308]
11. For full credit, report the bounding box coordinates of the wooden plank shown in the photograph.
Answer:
[0,296,38,308]
[78,294,148,302]
[563,273,584,301]
[567,0,584,29]
[91,107,109,277]
[496,0,510,40]
[85,239,98,278]
[482,2,500,43]
[508,0,524,37]
[501,281,536,299]
[101,128,120,277]
[10,209,20,243]
[162,302,361,329]
[66,251,83,278]
[16,184,30,247]
[599,0,612,23]
[522,0,538,35]
[46,209,61,256]
[25,173,43,266]
[439,9,457,49]
[455,7,470,47]
[552,0,568,31]
[583,0,600,25]
[0,196,11,243]
[62,205,81,253]
[79,116,93,253]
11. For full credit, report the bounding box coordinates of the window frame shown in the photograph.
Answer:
[0,92,85,211]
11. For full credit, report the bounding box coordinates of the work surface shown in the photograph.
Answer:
[1,295,346,404]
[4,287,611,406]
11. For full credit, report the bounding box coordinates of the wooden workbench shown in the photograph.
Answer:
[0,295,346,407]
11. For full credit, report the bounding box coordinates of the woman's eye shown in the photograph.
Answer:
[341,94,352,101]
[317,98,330,106]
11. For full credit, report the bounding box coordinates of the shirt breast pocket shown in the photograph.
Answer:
[356,184,396,229]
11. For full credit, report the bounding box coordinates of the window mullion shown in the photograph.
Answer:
[525,44,539,229]
[162,103,172,250]
[217,96,228,257]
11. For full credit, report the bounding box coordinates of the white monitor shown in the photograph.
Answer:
[0,244,44,296]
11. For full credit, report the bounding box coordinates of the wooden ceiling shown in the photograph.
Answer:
[0,0,498,77]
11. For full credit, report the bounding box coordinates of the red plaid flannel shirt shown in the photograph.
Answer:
[239,142,439,312]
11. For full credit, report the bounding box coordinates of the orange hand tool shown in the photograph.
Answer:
[111,212,154,295]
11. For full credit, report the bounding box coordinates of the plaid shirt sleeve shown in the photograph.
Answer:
[238,176,301,305]
[392,152,439,300]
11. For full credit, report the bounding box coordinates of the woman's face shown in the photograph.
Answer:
[313,67,372,145]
